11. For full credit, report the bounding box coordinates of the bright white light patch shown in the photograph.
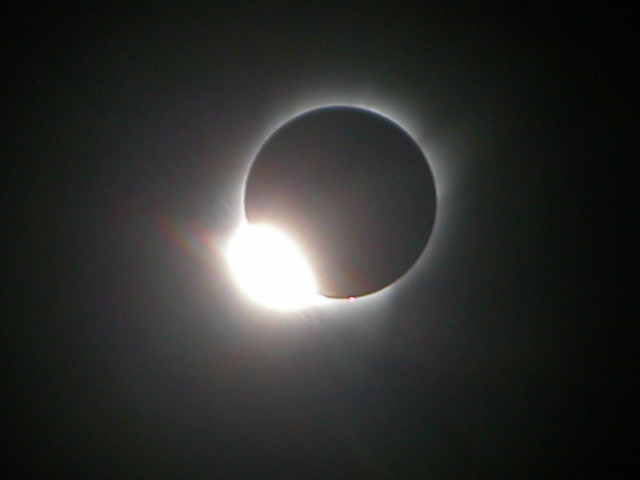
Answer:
[227,223,319,310]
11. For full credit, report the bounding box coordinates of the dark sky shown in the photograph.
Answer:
[6,3,633,479]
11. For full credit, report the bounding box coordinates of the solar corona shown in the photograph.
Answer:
[228,105,436,310]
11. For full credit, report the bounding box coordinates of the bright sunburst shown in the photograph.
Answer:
[226,222,320,310]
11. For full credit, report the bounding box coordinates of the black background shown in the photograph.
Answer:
[5,2,633,478]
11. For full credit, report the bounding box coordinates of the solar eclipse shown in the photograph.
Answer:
[229,105,436,309]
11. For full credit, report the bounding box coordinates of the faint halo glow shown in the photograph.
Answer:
[226,222,319,310]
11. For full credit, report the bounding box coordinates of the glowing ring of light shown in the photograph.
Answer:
[225,95,451,311]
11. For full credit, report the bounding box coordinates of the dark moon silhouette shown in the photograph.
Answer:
[244,106,436,298]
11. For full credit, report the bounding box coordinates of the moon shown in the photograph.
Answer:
[239,105,436,302]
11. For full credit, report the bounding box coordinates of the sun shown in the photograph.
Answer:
[226,222,320,310]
